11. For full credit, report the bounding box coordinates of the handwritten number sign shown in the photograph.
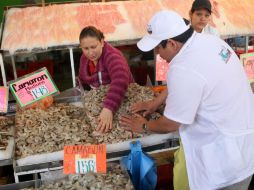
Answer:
[75,154,97,173]
[31,85,49,99]
[9,67,58,107]
[64,144,106,174]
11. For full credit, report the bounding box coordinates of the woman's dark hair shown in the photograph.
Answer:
[159,26,194,48]
[190,0,212,14]
[79,26,104,42]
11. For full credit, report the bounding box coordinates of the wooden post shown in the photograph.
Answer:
[41,0,45,7]
[245,36,249,53]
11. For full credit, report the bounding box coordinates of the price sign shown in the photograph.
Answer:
[240,53,254,83]
[64,144,106,174]
[75,154,97,173]
[9,67,58,107]
[156,55,169,81]
[0,87,8,113]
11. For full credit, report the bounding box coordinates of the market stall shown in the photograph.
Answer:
[1,0,254,86]
[12,82,178,182]
[1,0,254,188]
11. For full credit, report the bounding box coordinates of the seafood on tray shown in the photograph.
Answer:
[0,116,14,151]
[82,83,161,143]
[22,164,133,190]
[15,83,161,158]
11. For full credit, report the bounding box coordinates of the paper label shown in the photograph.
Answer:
[0,87,8,113]
[64,144,106,174]
[155,55,169,81]
[240,53,254,83]
[9,68,58,107]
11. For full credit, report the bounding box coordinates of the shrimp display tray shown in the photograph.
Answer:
[13,86,179,182]
[3,163,134,190]
[13,134,179,182]
[0,116,15,165]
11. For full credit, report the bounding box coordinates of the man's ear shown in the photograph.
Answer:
[168,39,180,51]
[168,39,175,48]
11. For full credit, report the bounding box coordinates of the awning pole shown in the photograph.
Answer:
[69,48,76,87]
[0,54,7,87]
[245,36,249,53]
[11,55,17,79]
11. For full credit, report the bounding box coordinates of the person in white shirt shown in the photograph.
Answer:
[189,0,219,36]
[132,0,219,118]
[120,10,254,190]
[132,2,220,187]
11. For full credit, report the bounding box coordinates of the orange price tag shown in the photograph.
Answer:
[64,144,106,174]
[156,55,169,81]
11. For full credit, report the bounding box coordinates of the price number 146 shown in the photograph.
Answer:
[31,85,49,99]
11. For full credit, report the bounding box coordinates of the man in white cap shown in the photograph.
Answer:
[120,10,254,190]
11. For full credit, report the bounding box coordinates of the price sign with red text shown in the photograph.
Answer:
[0,87,8,113]
[9,67,58,107]
[64,144,106,174]
[240,53,254,83]
[156,55,169,81]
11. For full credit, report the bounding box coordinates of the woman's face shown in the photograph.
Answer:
[80,36,104,63]
[190,9,211,33]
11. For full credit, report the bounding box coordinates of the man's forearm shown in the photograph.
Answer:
[152,88,168,110]
[146,115,180,133]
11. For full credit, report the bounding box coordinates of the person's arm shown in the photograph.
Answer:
[130,88,168,116]
[103,53,131,112]
[122,66,206,134]
[97,52,131,133]
[120,114,180,134]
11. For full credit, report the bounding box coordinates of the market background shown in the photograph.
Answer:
[0,0,254,189]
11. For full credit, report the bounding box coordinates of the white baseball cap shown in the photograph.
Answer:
[137,10,190,52]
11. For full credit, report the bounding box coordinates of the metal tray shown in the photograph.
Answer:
[0,180,41,190]
[2,163,134,190]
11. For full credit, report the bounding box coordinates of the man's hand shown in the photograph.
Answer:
[96,108,113,133]
[130,100,157,117]
[120,114,147,133]
[131,88,168,116]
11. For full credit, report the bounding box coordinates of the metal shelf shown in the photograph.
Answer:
[0,158,13,167]
[13,137,179,182]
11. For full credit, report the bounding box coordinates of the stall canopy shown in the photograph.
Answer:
[1,0,254,54]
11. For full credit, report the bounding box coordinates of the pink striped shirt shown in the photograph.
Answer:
[79,42,134,113]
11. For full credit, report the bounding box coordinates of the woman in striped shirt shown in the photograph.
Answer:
[79,26,134,133]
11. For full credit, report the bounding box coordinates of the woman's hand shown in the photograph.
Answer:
[96,108,113,133]
[130,100,156,117]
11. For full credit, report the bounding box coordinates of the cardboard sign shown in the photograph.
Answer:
[64,144,106,174]
[0,87,8,113]
[155,55,169,81]
[240,53,254,83]
[9,68,58,107]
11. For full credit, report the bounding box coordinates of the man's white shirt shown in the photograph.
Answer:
[164,32,254,190]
